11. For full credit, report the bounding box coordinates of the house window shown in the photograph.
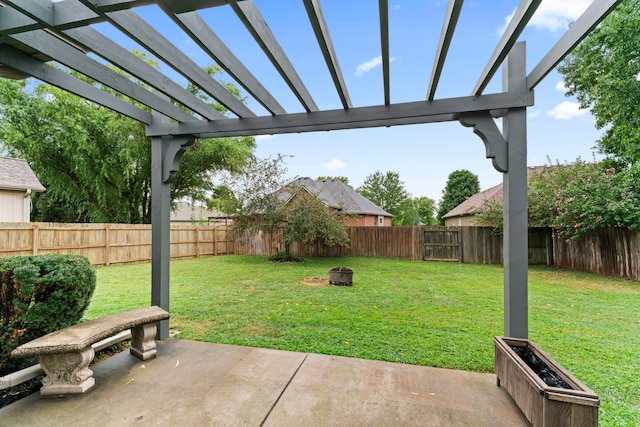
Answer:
[377,216,384,226]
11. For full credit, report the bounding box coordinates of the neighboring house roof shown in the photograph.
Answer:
[171,201,229,223]
[0,157,45,192]
[442,183,502,219]
[442,166,548,219]
[281,177,392,217]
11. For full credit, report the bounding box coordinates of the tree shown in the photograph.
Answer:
[473,162,596,231]
[357,170,410,225]
[0,73,255,223]
[473,160,640,240]
[221,156,349,258]
[552,163,640,240]
[558,0,640,165]
[395,197,437,226]
[437,170,479,224]
[284,191,350,256]
[219,154,290,235]
[413,196,437,225]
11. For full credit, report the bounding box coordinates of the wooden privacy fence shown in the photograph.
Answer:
[554,228,640,281]
[0,222,233,266]
[234,226,553,265]
[423,227,552,265]
[234,226,424,260]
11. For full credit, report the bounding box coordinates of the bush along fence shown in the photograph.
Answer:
[0,222,233,266]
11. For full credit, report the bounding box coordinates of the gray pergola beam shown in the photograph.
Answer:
[427,0,464,100]
[527,0,622,90]
[0,44,152,124]
[11,30,197,123]
[379,0,390,105]
[75,2,255,118]
[147,90,534,138]
[472,0,542,96]
[1,0,241,119]
[0,7,40,35]
[0,0,227,36]
[302,0,352,109]
[228,0,318,112]
[1,0,97,33]
[158,7,286,115]
[63,26,225,121]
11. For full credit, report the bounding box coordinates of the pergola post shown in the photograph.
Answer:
[502,41,528,338]
[151,133,194,339]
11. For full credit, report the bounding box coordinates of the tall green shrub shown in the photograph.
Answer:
[0,255,96,375]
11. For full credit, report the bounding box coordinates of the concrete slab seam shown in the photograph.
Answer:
[259,353,309,426]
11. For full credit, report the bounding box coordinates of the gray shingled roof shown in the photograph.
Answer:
[282,177,392,217]
[0,157,45,192]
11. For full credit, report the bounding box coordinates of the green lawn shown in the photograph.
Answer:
[86,255,640,426]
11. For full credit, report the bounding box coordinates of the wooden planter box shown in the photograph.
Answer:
[494,336,599,427]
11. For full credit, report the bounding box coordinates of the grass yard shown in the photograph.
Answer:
[86,255,640,426]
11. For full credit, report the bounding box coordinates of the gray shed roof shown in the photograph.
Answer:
[0,157,46,192]
[282,177,392,217]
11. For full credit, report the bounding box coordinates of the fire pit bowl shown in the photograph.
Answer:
[329,267,353,286]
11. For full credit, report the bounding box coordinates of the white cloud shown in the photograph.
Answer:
[393,4,401,10]
[354,56,397,77]
[499,0,593,35]
[555,81,567,91]
[323,158,347,170]
[528,110,541,118]
[529,0,593,31]
[546,101,587,120]
[636,71,640,81]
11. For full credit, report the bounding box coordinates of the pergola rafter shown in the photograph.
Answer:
[0,0,623,340]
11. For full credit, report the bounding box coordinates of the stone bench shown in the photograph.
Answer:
[11,306,170,396]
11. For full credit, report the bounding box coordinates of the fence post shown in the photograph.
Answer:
[195,226,200,258]
[105,224,111,266]
[32,223,38,255]
[458,226,464,263]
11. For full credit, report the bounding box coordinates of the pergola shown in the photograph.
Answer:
[0,0,622,340]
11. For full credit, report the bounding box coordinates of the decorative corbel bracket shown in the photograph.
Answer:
[457,111,508,172]
[161,135,195,183]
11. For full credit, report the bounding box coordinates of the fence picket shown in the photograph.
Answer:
[0,222,233,266]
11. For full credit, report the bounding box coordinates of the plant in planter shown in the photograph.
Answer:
[494,336,599,427]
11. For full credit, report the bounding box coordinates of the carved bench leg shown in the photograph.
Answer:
[39,347,95,396]
[130,322,158,360]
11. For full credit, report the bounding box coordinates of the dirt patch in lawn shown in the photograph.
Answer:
[301,277,328,287]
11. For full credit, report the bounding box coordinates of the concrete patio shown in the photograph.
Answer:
[1,339,529,426]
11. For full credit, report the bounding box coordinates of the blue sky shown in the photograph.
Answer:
[101,0,604,202]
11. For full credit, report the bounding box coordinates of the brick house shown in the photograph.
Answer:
[280,177,392,226]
